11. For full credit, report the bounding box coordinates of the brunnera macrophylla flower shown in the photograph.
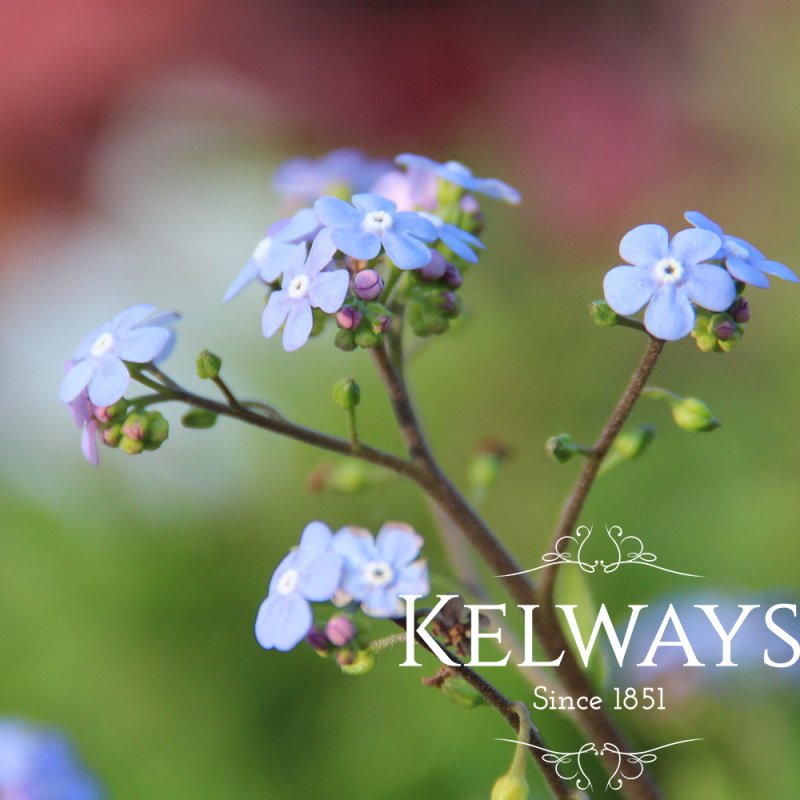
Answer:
[261,241,349,351]
[255,522,344,652]
[313,193,438,271]
[59,304,179,408]
[684,211,799,288]
[395,153,521,205]
[333,523,430,618]
[419,212,485,263]
[273,149,393,205]
[223,208,320,302]
[603,224,736,341]
[0,718,103,800]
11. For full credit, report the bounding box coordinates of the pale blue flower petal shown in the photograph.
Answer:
[684,210,724,239]
[619,224,669,267]
[393,211,438,242]
[59,359,96,404]
[668,228,722,265]
[684,264,737,310]
[726,234,765,260]
[282,303,313,351]
[281,208,321,242]
[361,586,397,617]
[279,244,311,284]
[261,291,291,339]
[87,355,129,407]
[394,561,430,598]
[314,195,362,228]
[760,259,799,282]
[255,593,312,651]
[308,269,349,313]
[351,193,396,214]
[298,552,342,602]
[110,304,157,334]
[724,257,770,289]
[296,521,335,561]
[259,242,302,283]
[114,327,170,363]
[439,227,480,262]
[475,177,520,204]
[143,311,181,328]
[603,265,655,315]
[80,421,100,466]
[643,285,696,341]
[375,523,423,568]
[332,228,381,261]
[333,528,375,568]
[382,231,432,270]
[306,228,338,274]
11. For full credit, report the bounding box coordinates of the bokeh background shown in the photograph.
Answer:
[2,1,799,798]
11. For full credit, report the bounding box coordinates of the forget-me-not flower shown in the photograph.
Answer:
[223,208,320,302]
[314,193,438,270]
[261,242,349,351]
[603,224,736,341]
[0,718,103,800]
[333,523,430,618]
[685,211,798,288]
[419,212,485,263]
[59,304,178,408]
[396,153,521,205]
[255,522,344,652]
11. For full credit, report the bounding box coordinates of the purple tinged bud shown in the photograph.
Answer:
[372,314,391,334]
[440,291,458,315]
[122,419,144,441]
[444,263,463,289]
[731,297,751,324]
[336,306,363,330]
[419,250,448,281]
[94,406,112,423]
[353,269,384,301]
[325,615,357,647]
[306,627,329,652]
[715,319,737,341]
[460,195,480,215]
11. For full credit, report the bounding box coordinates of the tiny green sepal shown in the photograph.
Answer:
[439,678,487,710]
[334,329,357,352]
[181,408,218,429]
[196,350,222,380]
[589,299,620,327]
[545,433,590,463]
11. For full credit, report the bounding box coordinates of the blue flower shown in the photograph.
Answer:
[333,523,430,618]
[0,718,103,800]
[255,522,344,652]
[395,153,521,205]
[314,193,437,271]
[223,208,320,302]
[261,242,349,351]
[59,304,178,407]
[273,149,392,204]
[419,212,485,263]
[603,224,736,341]
[685,211,798,288]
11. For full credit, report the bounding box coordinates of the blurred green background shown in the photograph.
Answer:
[1,2,799,798]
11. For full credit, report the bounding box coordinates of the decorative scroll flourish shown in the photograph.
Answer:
[497,524,702,578]
[497,738,702,793]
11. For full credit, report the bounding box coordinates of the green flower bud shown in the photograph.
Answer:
[332,378,361,410]
[546,433,578,463]
[589,299,619,327]
[407,299,449,337]
[354,329,383,349]
[337,649,376,676]
[102,399,129,422]
[143,411,169,449]
[101,423,123,448]
[181,408,218,429]
[670,396,720,432]
[334,329,357,352]
[439,678,487,710]
[614,423,656,460]
[119,436,144,455]
[121,413,149,441]
[491,773,528,800]
[196,350,222,380]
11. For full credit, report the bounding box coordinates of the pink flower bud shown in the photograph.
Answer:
[325,615,357,647]
[353,269,384,301]
[336,306,363,330]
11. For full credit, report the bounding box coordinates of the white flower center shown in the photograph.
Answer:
[90,332,115,358]
[253,237,273,261]
[362,210,394,237]
[363,560,395,587]
[287,274,310,299]
[276,568,300,595]
[726,239,749,260]
[654,258,685,285]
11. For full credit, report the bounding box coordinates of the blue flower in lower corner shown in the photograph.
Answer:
[255,522,344,652]
[603,224,736,341]
[685,210,798,288]
[333,523,430,618]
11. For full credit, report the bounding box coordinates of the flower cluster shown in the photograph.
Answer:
[225,151,520,351]
[603,215,796,343]
[0,719,103,800]
[254,521,429,654]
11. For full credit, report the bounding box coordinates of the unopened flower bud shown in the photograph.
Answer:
[439,678,487,709]
[332,378,361,410]
[119,436,144,455]
[196,350,222,380]
[730,297,751,323]
[337,649,376,676]
[334,329,357,351]
[614,424,656,460]
[144,411,169,449]
[181,408,218,429]
[306,627,330,654]
[96,399,128,423]
[671,396,720,432]
[460,195,480,215]
[325,616,357,647]
[546,433,578,463]
[354,329,382,349]
[491,773,529,800]
[122,413,148,442]
[714,318,736,341]
[439,290,459,318]
[336,306,362,330]
[371,314,391,334]
[102,423,123,448]
[444,263,463,289]
[353,269,384,301]
[589,299,619,327]
[419,250,448,281]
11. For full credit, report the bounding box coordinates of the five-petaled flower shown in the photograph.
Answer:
[684,211,798,289]
[255,522,344,652]
[333,523,430,618]
[59,304,179,407]
[261,242,350,351]
[603,224,736,341]
[313,193,438,271]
